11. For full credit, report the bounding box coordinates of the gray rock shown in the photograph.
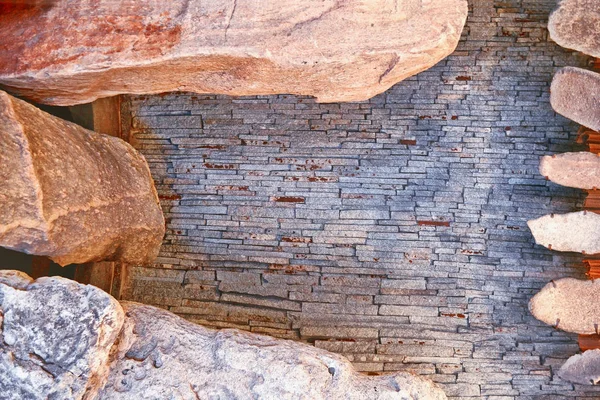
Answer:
[527,211,600,255]
[549,0,600,58]
[99,301,447,400]
[0,271,124,400]
[558,349,600,385]
[0,90,165,265]
[539,152,600,190]
[550,67,600,131]
[529,278,600,335]
[0,271,447,400]
[0,0,468,105]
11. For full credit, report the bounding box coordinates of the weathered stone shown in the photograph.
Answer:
[0,90,164,266]
[527,211,600,255]
[549,0,600,58]
[0,271,447,399]
[540,152,600,190]
[0,271,124,400]
[99,301,447,400]
[0,0,468,105]
[529,278,600,335]
[558,349,600,385]
[550,67,600,131]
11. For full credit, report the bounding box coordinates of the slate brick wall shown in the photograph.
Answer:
[123,0,600,398]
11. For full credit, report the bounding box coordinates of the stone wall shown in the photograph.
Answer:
[122,0,600,398]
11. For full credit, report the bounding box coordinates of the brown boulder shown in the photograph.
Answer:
[550,67,600,131]
[0,90,164,265]
[0,0,468,105]
[529,278,600,335]
[549,0,600,58]
[540,152,600,190]
[527,211,600,255]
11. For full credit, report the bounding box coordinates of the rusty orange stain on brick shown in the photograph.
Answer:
[456,76,472,81]
[417,220,451,227]
[441,313,466,319]
[400,139,417,145]
[271,196,305,203]
[203,163,235,169]
[281,237,312,243]
[159,194,182,201]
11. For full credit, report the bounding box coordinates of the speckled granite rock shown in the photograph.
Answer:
[527,211,600,255]
[550,67,600,131]
[98,302,447,400]
[0,271,447,400]
[559,349,600,385]
[0,0,467,105]
[529,278,600,335]
[0,271,123,400]
[540,152,600,190]
[549,0,600,58]
[0,90,164,265]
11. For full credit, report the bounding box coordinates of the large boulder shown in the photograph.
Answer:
[549,0,600,58]
[0,271,447,399]
[0,0,468,105]
[529,278,600,335]
[0,271,123,399]
[527,211,600,255]
[99,302,446,400]
[540,152,600,190]
[0,90,164,266]
[550,67,600,131]
[558,349,600,385]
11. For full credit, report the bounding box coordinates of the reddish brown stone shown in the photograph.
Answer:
[0,90,164,266]
[0,0,467,105]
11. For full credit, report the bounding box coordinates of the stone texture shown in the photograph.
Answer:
[550,67,600,131]
[549,0,600,58]
[0,271,446,400]
[99,302,447,400]
[121,2,600,397]
[558,349,600,385]
[0,0,467,105]
[540,152,600,190]
[527,211,600,254]
[529,278,600,335]
[0,90,165,266]
[0,271,123,400]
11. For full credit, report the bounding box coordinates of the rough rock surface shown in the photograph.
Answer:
[0,0,468,105]
[99,302,447,400]
[0,271,123,400]
[540,152,600,190]
[0,90,165,265]
[0,271,447,399]
[527,211,600,255]
[558,349,600,385]
[529,278,600,335]
[550,67,600,131]
[549,0,600,58]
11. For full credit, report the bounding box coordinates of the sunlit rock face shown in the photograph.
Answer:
[559,350,600,385]
[0,271,447,400]
[98,302,447,400]
[549,0,600,58]
[529,278,600,335]
[550,67,600,132]
[0,90,164,266]
[540,152,600,190]
[527,211,600,255]
[0,0,467,105]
